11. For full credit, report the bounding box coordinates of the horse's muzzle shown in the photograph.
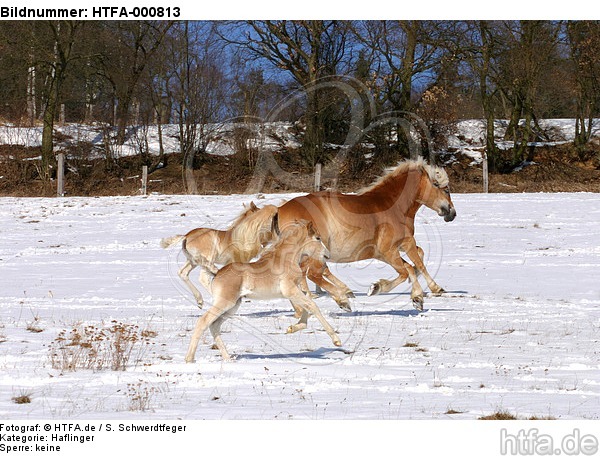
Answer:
[440,205,456,222]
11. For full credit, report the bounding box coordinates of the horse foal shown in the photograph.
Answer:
[161,202,278,308]
[184,221,341,363]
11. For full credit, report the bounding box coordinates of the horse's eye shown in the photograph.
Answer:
[315,236,321,241]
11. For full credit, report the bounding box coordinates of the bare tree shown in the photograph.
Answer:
[165,22,228,193]
[461,21,502,169]
[495,21,561,164]
[35,22,84,180]
[354,20,457,160]
[97,21,173,145]
[228,20,350,167]
[566,21,600,159]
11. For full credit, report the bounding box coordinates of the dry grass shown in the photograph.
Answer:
[26,316,43,333]
[445,409,464,415]
[479,411,518,420]
[48,320,155,372]
[12,392,32,404]
[126,380,157,412]
[403,342,419,348]
[479,410,557,420]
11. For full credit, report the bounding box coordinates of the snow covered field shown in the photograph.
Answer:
[0,192,598,420]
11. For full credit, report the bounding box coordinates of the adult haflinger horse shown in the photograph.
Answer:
[276,157,456,311]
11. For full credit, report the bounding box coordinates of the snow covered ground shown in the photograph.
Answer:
[0,192,598,420]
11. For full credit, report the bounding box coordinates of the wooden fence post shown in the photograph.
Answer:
[141,165,148,196]
[314,163,322,192]
[482,152,489,193]
[57,153,64,197]
[314,162,323,295]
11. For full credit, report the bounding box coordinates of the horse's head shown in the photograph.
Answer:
[418,165,456,222]
[300,220,330,262]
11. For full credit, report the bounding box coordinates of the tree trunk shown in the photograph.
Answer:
[399,21,417,114]
[40,80,58,180]
[479,21,498,171]
[504,93,522,141]
[115,88,135,145]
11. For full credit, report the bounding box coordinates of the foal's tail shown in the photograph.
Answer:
[160,235,185,249]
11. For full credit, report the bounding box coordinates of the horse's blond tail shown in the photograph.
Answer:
[160,235,185,249]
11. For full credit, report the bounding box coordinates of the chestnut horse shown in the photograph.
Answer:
[161,202,278,308]
[276,158,456,311]
[184,220,341,363]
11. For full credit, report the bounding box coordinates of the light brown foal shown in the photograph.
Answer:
[184,220,341,363]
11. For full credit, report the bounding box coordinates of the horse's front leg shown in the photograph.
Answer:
[401,237,445,296]
[370,248,425,310]
[286,290,341,347]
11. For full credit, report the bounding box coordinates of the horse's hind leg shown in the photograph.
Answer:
[179,261,204,308]
[370,248,425,311]
[305,260,353,312]
[367,263,411,296]
[368,247,424,295]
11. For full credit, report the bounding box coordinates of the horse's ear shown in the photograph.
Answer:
[306,221,316,235]
[250,201,258,210]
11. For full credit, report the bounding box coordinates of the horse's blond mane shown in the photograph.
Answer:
[358,157,449,194]
[255,220,310,260]
[229,204,278,261]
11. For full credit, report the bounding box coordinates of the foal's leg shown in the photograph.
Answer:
[400,237,444,296]
[286,290,341,347]
[209,299,242,361]
[184,295,239,363]
[178,260,204,308]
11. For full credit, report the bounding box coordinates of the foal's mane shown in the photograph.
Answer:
[358,157,449,194]
[256,221,309,259]
[227,204,278,261]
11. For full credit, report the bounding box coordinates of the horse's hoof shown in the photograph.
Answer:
[333,339,342,347]
[367,283,381,296]
[287,323,306,334]
[337,301,353,312]
[412,297,424,312]
[346,291,356,299]
[184,356,195,363]
[430,286,445,296]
